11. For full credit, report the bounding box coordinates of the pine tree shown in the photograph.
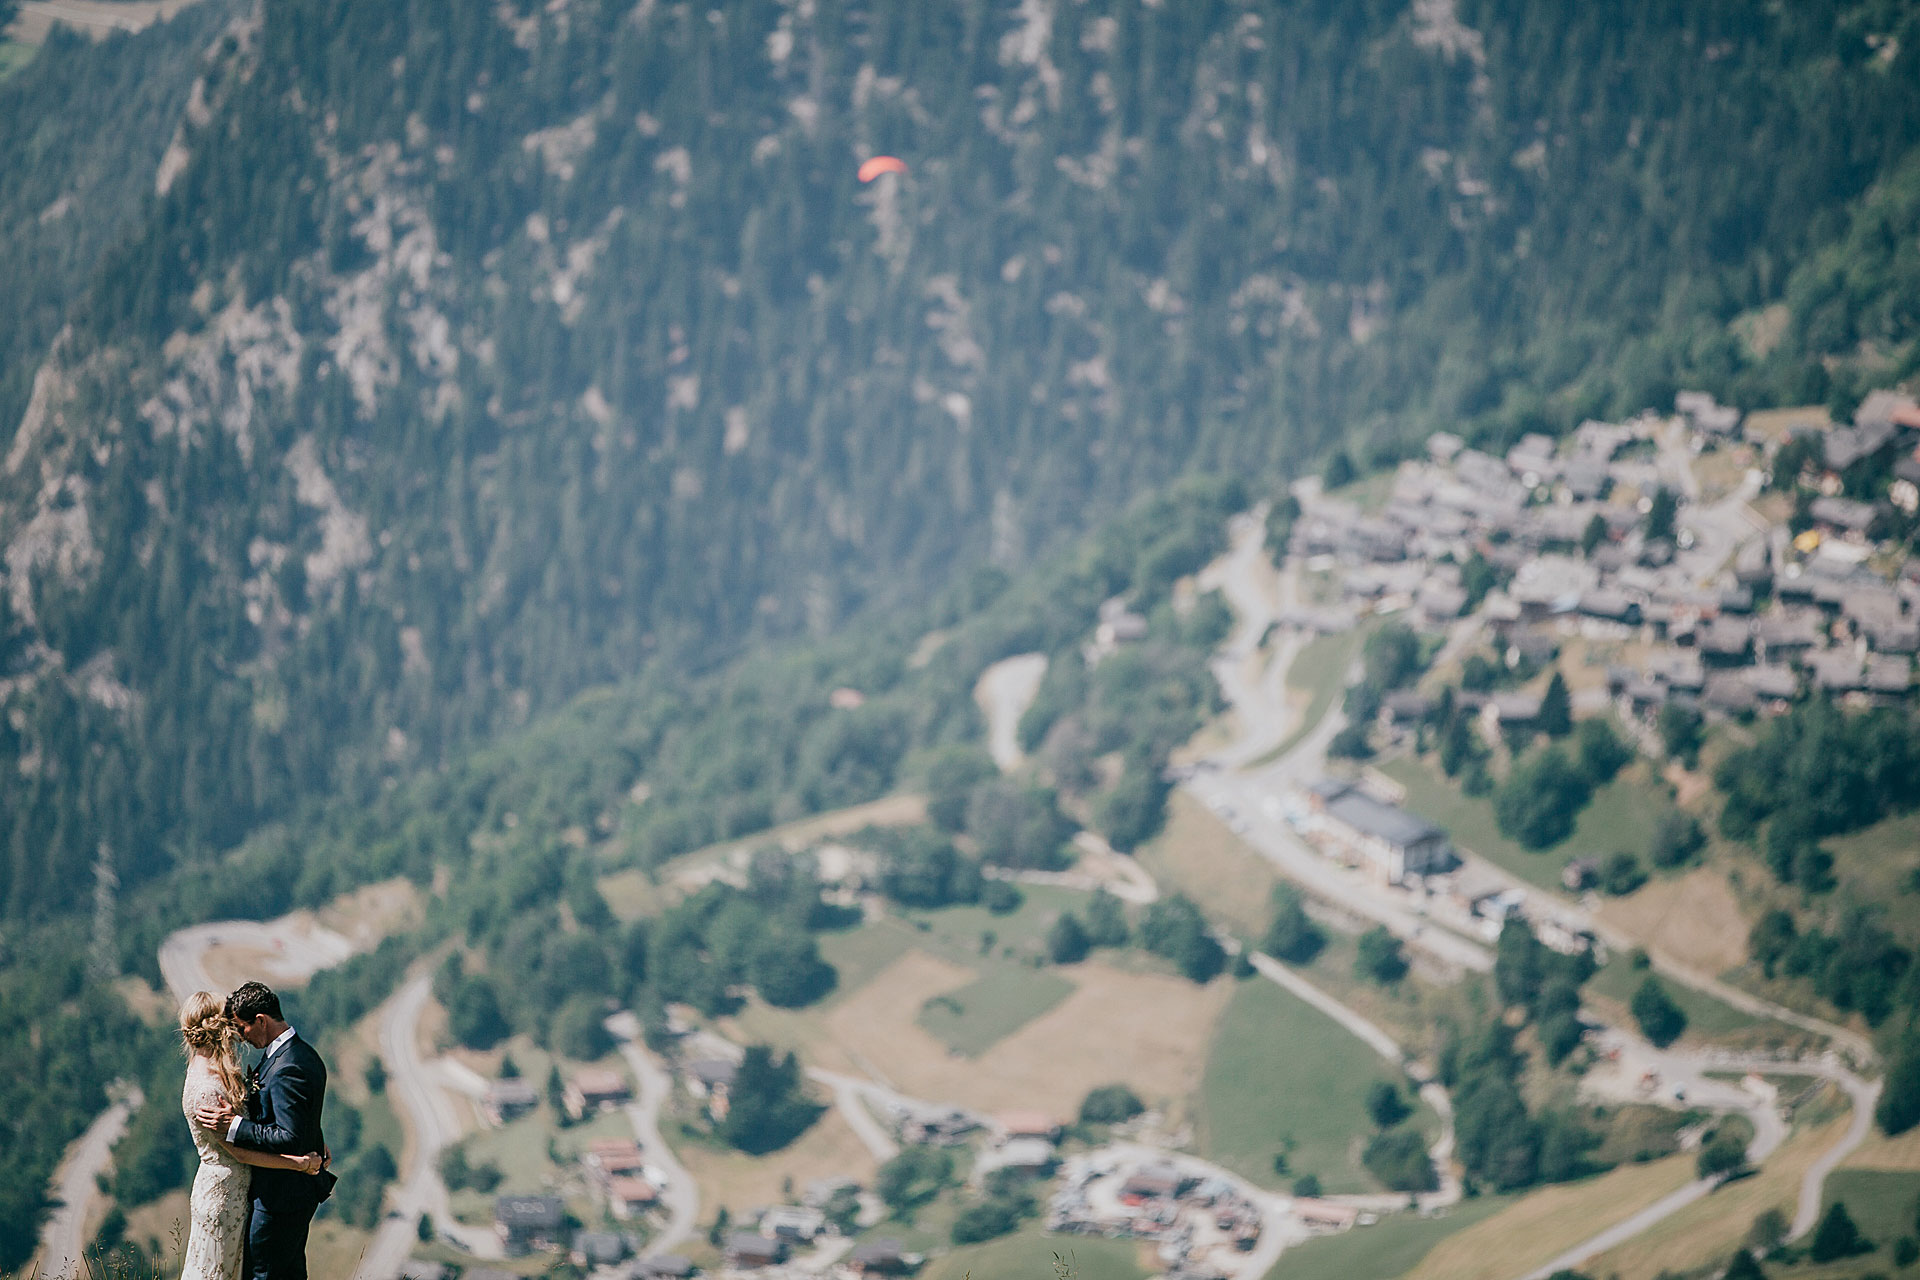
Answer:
[1538,672,1572,738]
[1809,1201,1870,1262]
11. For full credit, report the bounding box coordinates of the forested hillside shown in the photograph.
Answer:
[3,0,1920,928]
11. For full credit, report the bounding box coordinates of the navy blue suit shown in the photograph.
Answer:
[234,1033,334,1280]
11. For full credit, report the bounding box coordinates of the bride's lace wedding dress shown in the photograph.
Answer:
[180,1071,249,1280]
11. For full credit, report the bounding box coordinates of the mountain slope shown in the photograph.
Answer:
[3,0,1920,920]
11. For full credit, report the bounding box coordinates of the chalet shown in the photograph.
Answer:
[1810,650,1866,694]
[1120,1166,1186,1204]
[1578,589,1642,626]
[564,1069,631,1120]
[1808,496,1879,542]
[1698,618,1752,665]
[1506,630,1561,668]
[1755,613,1824,664]
[725,1235,787,1269]
[802,1176,859,1208]
[1418,581,1469,626]
[1702,674,1758,717]
[997,1111,1062,1142]
[687,1057,737,1120]
[1562,458,1610,501]
[1733,538,1772,587]
[607,1176,657,1220]
[1822,418,1899,475]
[628,1257,696,1280]
[1305,778,1457,883]
[572,1232,629,1269]
[1507,434,1560,485]
[1744,666,1800,703]
[1380,690,1436,730]
[483,1077,538,1125]
[496,1196,566,1254]
[1651,653,1706,695]
[849,1240,918,1276]
[995,1138,1058,1172]
[1621,677,1669,716]
[585,1138,646,1184]
[760,1206,827,1242]
[1676,390,1742,437]
[1484,692,1542,732]
[1867,655,1913,697]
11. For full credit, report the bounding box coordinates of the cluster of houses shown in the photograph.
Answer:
[720,1189,919,1278]
[1289,390,1920,733]
[1047,1157,1264,1280]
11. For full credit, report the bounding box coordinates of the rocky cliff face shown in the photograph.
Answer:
[3,0,1918,917]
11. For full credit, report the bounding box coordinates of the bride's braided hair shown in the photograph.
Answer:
[179,990,251,1109]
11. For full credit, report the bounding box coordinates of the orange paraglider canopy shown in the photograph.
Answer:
[858,155,909,183]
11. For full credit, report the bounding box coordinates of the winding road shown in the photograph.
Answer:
[1183,513,1885,1279]
[33,1087,143,1280]
[608,1013,702,1258]
[975,653,1049,772]
[354,973,502,1280]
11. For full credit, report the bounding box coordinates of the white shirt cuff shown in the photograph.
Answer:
[226,1117,243,1143]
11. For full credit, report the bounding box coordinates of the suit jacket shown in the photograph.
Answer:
[236,1033,336,1208]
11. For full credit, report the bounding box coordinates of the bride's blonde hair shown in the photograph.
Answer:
[179,990,249,1110]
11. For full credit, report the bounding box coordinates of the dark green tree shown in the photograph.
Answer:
[1630,976,1687,1048]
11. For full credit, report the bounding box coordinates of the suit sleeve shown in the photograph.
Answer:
[234,1052,322,1154]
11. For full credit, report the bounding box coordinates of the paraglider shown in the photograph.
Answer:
[857,155,909,183]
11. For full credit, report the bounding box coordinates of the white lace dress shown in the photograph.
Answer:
[180,1069,250,1280]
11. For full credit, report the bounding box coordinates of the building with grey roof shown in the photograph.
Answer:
[1303,779,1456,884]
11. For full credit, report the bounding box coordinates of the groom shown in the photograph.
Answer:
[193,980,336,1280]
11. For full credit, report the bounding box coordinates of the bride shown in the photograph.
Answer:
[178,992,327,1280]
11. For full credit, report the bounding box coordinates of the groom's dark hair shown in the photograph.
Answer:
[227,981,283,1023]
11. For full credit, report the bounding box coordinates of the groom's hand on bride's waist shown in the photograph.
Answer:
[193,1099,236,1132]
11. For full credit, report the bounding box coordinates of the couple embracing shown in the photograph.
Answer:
[178,981,337,1280]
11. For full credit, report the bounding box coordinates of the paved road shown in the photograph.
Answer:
[1196,510,1303,767]
[608,1015,701,1257]
[1519,1050,1876,1280]
[975,653,1048,772]
[158,918,356,1003]
[808,1070,902,1162]
[355,974,501,1280]
[33,1087,143,1280]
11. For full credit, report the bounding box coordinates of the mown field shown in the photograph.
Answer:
[1381,756,1665,895]
[1197,976,1433,1194]
[920,1224,1148,1280]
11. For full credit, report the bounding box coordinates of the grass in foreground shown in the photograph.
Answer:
[1198,975,1432,1193]
[1265,1194,1517,1280]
